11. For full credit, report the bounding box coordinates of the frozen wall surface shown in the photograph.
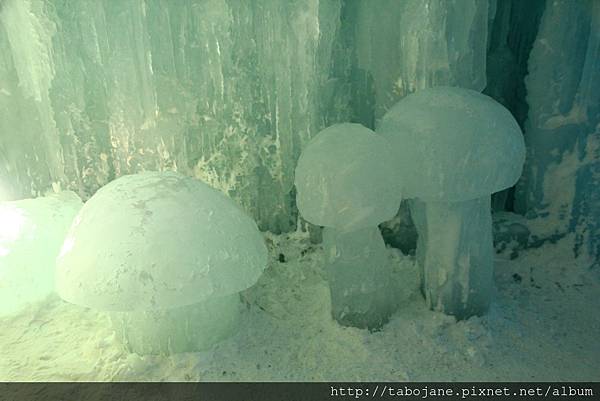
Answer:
[0,0,346,233]
[0,0,492,233]
[513,0,600,263]
[344,0,489,127]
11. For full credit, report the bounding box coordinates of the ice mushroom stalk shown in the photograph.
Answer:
[110,295,241,355]
[409,197,494,317]
[55,172,268,354]
[322,226,399,329]
[377,87,526,319]
[294,123,401,329]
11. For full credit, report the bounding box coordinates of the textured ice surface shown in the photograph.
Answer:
[0,0,344,233]
[492,212,531,249]
[513,0,600,263]
[56,171,267,312]
[322,227,398,330]
[378,86,525,202]
[0,191,82,316]
[294,123,400,231]
[295,123,400,328]
[351,0,489,121]
[484,0,545,127]
[111,294,241,355]
[0,0,493,232]
[411,198,494,318]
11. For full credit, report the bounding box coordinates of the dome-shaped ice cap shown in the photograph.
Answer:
[55,171,267,312]
[377,86,526,202]
[294,123,401,231]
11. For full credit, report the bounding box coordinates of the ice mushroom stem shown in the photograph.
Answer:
[410,196,494,319]
[110,294,241,355]
[322,226,398,330]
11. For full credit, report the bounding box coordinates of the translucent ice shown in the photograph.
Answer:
[349,0,489,123]
[378,87,525,318]
[0,0,493,233]
[295,123,400,329]
[56,171,268,354]
[409,197,494,317]
[295,123,400,232]
[0,0,344,233]
[322,227,399,330]
[378,86,525,202]
[0,191,82,317]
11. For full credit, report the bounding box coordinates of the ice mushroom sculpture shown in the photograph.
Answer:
[377,86,526,319]
[294,123,401,329]
[0,191,82,317]
[55,171,268,354]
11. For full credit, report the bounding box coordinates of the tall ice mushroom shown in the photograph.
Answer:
[377,86,526,319]
[55,171,267,354]
[294,123,401,329]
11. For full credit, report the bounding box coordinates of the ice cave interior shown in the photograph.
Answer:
[0,0,599,381]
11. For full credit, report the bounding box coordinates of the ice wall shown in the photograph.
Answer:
[10,0,598,252]
[484,0,545,212]
[513,0,600,263]
[0,0,493,233]
[0,0,65,199]
[484,0,545,126]
[0,0,346,233]
[0,0,491,233]
[346,0,489,126]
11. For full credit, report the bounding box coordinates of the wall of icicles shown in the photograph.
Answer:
[0,0,598,264]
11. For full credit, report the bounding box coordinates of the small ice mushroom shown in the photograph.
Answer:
[0,191,82,317]
[377,86,525,319]
[55,171,267,355]
[294,123,401,329]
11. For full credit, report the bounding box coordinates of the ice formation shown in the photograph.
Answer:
[294,123,400,329]
[55,171,268,354]
[350,0,488,122]
[513,0,600,264]
[0,0,599,383]
[0,0,492,234]
[0,191,82,317]
[15,0,594,262]
[377,87,526,318]
[0,0,347,234]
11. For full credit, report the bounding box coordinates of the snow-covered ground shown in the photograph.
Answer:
[1,230,598,381]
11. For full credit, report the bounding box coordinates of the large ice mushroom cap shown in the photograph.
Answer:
[377,86,526,202]
[294,123,401,231]
[56,171,268,312]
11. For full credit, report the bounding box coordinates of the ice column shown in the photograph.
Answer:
[351,0,489,122]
